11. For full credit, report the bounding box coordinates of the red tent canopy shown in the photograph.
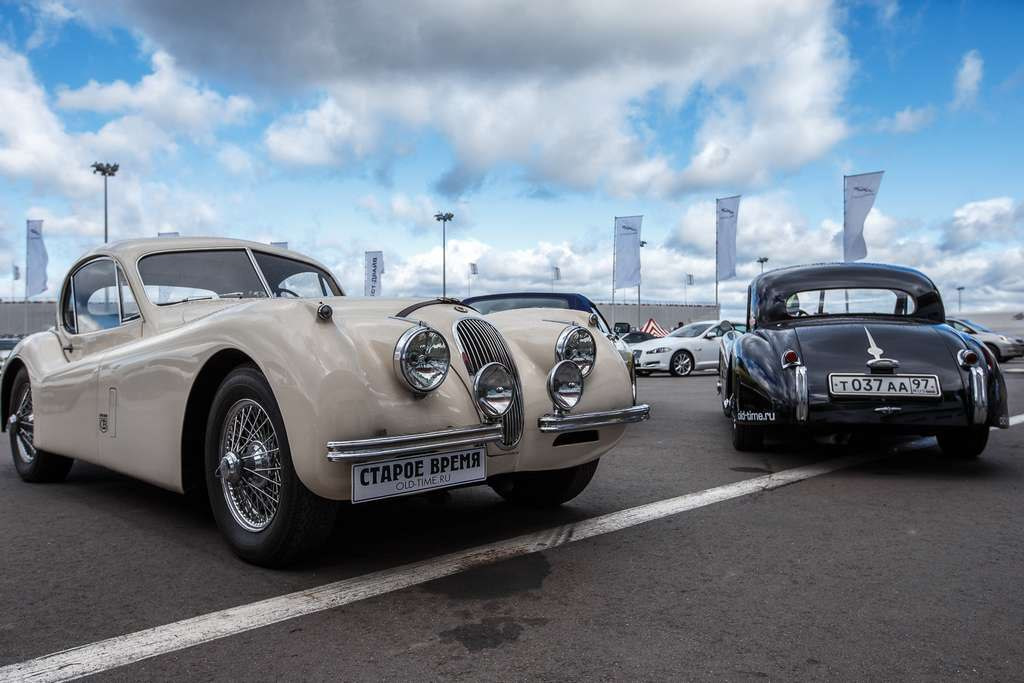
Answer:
[640,318,669,337]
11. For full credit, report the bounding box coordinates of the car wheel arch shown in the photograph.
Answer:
[0,357,27,431]
[180,348,264,497]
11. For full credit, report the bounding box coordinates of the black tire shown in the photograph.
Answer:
[7,368,73,483]
[491,459,599,508]
[669,350,694,377]
[731,416,764,452]
[937,426,989,459]
[204,365,336,567]
[984,344,1003,363]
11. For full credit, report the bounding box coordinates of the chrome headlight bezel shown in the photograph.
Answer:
[393,325,451,394]
[474,362,514,419]
[555,325,597,377]
[547,359,584,412]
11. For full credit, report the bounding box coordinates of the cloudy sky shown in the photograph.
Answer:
[0,0,1021,315]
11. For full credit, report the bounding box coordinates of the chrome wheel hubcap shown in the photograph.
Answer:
[674,355,691,374]
[218,399,282,532]
[12,384,35,464]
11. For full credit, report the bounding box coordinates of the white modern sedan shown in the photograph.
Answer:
[631,320,745,376]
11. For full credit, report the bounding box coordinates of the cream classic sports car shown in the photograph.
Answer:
[2,238,649,566]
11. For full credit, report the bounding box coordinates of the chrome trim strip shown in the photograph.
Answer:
[326,423,503,462]
[538,404,650,433]
[795,365,809,422]
[969,366,987,424]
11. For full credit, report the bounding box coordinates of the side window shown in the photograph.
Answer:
[117,266,140,322]
[71,259,119,334]
[279,271,331,298]
[705,325,723,338]
[61,280,77,333]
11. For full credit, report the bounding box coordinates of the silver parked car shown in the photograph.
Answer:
[947,318,1024,362]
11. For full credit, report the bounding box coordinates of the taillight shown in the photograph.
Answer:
[781,349,800,367]
[958,348,979,368]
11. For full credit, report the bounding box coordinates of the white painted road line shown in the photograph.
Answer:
[5,414,1023,683]
[1,454,881,682]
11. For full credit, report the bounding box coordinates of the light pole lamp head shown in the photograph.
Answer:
[434,212,454,222]
[757,256,769,264]
[91,162,119,177]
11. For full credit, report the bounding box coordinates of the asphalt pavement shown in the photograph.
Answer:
[1,363,1022,681]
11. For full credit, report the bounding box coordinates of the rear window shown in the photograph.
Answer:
[784,288,916,318]
[471,297,571,314]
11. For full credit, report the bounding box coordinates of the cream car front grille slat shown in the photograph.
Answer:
[455,318,524,449]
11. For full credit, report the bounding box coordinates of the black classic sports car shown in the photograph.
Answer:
[718,263,1009,456]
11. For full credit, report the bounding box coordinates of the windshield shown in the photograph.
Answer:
[961,319,993,333]
[783,288,916,318]
[138,250,268,305]
[252,252,341,298]
[669,322,712,338]
[471,297,570,315]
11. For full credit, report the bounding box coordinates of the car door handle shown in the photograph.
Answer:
[62,342,74,352]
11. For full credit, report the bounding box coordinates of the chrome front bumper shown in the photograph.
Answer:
[326,423,504,462]
[538,404,651,433]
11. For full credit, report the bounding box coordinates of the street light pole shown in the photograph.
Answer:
[637,240,647,330]
[956,286,965,313]
[434,212,454,297]
[91,162,119,243]
[757,256,769,273]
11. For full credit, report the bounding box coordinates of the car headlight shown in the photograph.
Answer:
[394,326,450,394]
[555,325,596,377]
[547,359,584,412]
[474,362,514,418]
[1000,335,1010,343]
[647,347,671,354]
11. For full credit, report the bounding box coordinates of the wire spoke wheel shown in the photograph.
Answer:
[12,383,36,464]
[217,398,282,532]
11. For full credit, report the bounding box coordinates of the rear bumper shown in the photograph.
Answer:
[326,423,503,463]
[538,404,651,433]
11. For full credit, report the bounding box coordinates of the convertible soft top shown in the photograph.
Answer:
[751,262,945,325]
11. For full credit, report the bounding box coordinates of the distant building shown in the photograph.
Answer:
[0,301,58,337]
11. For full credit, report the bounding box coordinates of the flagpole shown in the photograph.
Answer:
[611,218,617,319]
[23,221,28,335]
[714,200,720,309]
[843,175,849,313]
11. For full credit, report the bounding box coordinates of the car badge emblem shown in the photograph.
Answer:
[864,327,899,370]
[454,305,468,313]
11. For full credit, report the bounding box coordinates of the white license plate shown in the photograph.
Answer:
[828,373,941,397]
[351,448,486,503]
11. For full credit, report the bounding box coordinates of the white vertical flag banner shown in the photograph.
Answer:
[716,195,740,281]
[25,220,47,298]
[613,215,642,290]
[364,251,383,296]
[843,171,884,262]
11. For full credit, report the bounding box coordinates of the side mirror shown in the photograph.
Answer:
[705,333,718,339]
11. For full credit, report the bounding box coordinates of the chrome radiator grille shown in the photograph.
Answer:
[454,317,524,449]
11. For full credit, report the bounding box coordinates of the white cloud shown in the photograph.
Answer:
[876,105,935,133]
[0,43,93,197]
[85,1,852,198]
[24,1,79,51]
[216,144,254,175]
[357,192,472,235]
[57,51,253,138]
[952,49,983,110]
[942,197,1021,247]
[265,98,374,166]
